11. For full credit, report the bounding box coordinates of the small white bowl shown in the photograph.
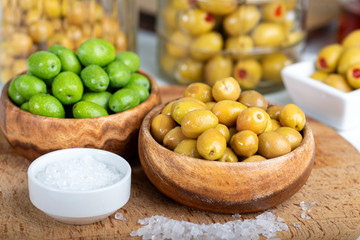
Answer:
[282,61,360,131]
[28,148,131,225]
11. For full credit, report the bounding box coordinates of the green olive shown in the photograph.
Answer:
[151,114,178,143]
[190,32,223,61]
[218,147,238,162]
[214,124,231,143]
[279,104,306,131]
[225,35,254,57]
[236,107,269,135]
[204,55,233,87]
[178,8,215,36]
[242,154,266,162]
[258,131,291,158]
[323,74,353,92]
[315,44,343,73]
[223,5,261,36]
[212,77,242,102]
[181,109,219,138]
[174,139,202,158]
[261,2,287,22]
[233,59,262,89]
[230,130,258,157]
[251,22,285,47]
[184,82,213,102]
[175,58,204,84]
[261,53,293,83]
[197,128,227,160]
[337,47,360,75]
[171,100,206,125]
[346,63,360,89]
[238,90,268,110]
[275,127,303,150]
[310,71,329,82]
[212,100,247,127]
[197,0,237,15]
[266,105,282,120]
[166,31,191,58]
[163,126,187,150]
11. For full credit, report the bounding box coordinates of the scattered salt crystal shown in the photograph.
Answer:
[299,201,316,220]
[293,224,301,228]
[232,213,242,218]
[36,155,123,191]
[115,212,126,221]
[130,211,288,240]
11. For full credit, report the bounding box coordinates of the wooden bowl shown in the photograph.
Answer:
[0,70,161,161]
[139,103,315,213]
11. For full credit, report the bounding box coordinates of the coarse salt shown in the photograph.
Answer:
[115,212,126,221]
[36,155,123,191]
[130,211,288,240]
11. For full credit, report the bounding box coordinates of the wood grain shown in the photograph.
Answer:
[0,70,161,161]
[0,86,360,239]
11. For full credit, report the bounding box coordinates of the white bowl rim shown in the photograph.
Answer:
[28,148,132,194]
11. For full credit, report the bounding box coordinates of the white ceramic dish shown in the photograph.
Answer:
[282,61,360,131]
[28,148,131,225]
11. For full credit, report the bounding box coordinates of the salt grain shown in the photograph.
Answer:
[130,211,288,240]
[293,224,301,228]
[115,212,126,221]
[232,213,242,218]
[36,155,123,191]
[299,201,316,220]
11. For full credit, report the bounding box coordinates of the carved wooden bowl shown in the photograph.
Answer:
[0,70,161,161]
[139,103,315,213]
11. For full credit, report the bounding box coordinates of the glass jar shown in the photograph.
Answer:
[0,0,137,86]
[157,0,307,93]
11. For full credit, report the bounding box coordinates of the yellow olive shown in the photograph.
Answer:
[233,59,262,89]
[266,105,282,120]
[181,109,219,138]
[346,63,360,89]
[342,29,360,48]
[279,104,306,131]
[197,0,237,15]
[310,71,329,82]
[275,127,303,150]
[12,59,28,76]
[166,31,191,58]
[25,9,42,26]
[28,20,54,43]
[251,22,285,47]
[161,6,178,30]
[261,1,287,22]
[315,44,343,73]
[212,77,241,101]
[160,54,177,75]
[258,131,291,159]
[174,139,202,158]
[218,147,238,162]
[225,35,254,55]
[44,0,61,19]
[197,128,227,160]
[204,55,233,87]
[337,47,360,75]
[190,32,223,61]
[178,8,215,36]
[163,126,187,150]
[175,58,204,84]
[214,124,231,143]
[238,90,268,110]
[10,33,33,57]
[271,119,281,131]
[184,82,213,102]
[261,53,293,83]
[264,112,273,132]
[230,130,258,157]
[171,0,193,10]
[171,97,207,109]
[236,107,268,135]
[205,101,216,110]
[151,114,178,143]
[47,33,74,50]
[171,100,206,125]
[283,31,305,46]
[324,74,353,92]
[212,100,247,127]
[223,5,261,36]
[242,155,266,162]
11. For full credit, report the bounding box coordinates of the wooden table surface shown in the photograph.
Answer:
[1,86,360,239]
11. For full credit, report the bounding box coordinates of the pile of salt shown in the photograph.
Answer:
[130,211,288,240]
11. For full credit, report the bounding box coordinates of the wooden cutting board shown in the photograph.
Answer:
[1,86,360,239]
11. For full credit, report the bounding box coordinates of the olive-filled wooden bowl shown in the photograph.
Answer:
[138,102,315,213]
[0,70,161,161]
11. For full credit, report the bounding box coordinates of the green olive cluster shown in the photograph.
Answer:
[151,77,306,162]
[310,30,360,92]
[158,0,305,91]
